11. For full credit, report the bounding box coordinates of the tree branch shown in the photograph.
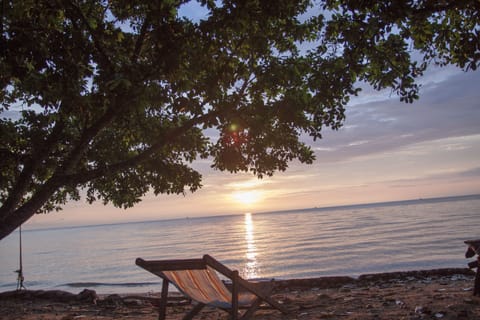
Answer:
[0,120,65,220]
[62,110,220,185]
[413,0,470,18]
[61,0,114,72]
[131,14,151,64]
[59,95,131,175]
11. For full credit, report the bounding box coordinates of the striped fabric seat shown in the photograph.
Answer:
[163,267,256,308]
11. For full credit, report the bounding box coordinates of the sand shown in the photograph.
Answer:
[1,269,479,319]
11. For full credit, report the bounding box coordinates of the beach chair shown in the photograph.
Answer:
[135,254,288,320]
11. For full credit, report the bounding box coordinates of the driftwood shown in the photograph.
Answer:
[0,289,192,309]
[465,239,480,296]
[357,268,474,283]
[0,288,98,303]
[272,268,474,292]
[272,276,354,291]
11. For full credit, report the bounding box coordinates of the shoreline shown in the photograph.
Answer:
[1,267,479,319]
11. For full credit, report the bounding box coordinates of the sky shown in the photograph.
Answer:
[8,2,478,229]
[27,65,480,229]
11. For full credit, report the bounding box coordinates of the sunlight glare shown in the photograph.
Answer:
[233,191,262,206]
[243,212,258,279]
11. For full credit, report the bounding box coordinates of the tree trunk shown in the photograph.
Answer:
[0,207,36,240]
[0,181,59,241]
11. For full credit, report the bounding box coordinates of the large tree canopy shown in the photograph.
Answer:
[1,0,479,240]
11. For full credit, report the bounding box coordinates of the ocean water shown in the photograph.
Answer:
[0,195,479,294]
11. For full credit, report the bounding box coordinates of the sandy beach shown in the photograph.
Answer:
[1,268,479,319]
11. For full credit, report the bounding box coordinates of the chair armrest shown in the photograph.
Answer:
[203,254,235,278]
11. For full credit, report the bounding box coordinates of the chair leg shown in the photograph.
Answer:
[252,282,288,315]
[231,272,239,319]
[239,298,263,320]
[158,279,169,320]
[183,303,205,320]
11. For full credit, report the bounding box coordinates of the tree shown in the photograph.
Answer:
[1,0,479,240]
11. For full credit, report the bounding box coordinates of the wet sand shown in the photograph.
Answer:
[1,269,479,319]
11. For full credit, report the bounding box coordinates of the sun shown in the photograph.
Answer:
[232,190,262,206]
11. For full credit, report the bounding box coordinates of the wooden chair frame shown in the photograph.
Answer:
[136,254,288,320]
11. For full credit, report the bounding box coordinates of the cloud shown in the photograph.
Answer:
[348,140,369,147]
[311,68,480,164]
[457,166,480,178]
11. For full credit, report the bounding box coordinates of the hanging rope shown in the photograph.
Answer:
[15,225,26,290]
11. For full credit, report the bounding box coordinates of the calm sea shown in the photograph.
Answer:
[0,195,479,294]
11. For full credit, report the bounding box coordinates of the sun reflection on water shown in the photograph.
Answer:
[243,212,259,279]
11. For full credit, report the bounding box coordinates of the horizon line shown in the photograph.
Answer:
[20,193,480,233]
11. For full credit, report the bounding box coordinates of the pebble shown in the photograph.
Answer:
[414,306,423,314]
[344,284,357,289]
[414,306,432,315]
[451,275,468,281]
